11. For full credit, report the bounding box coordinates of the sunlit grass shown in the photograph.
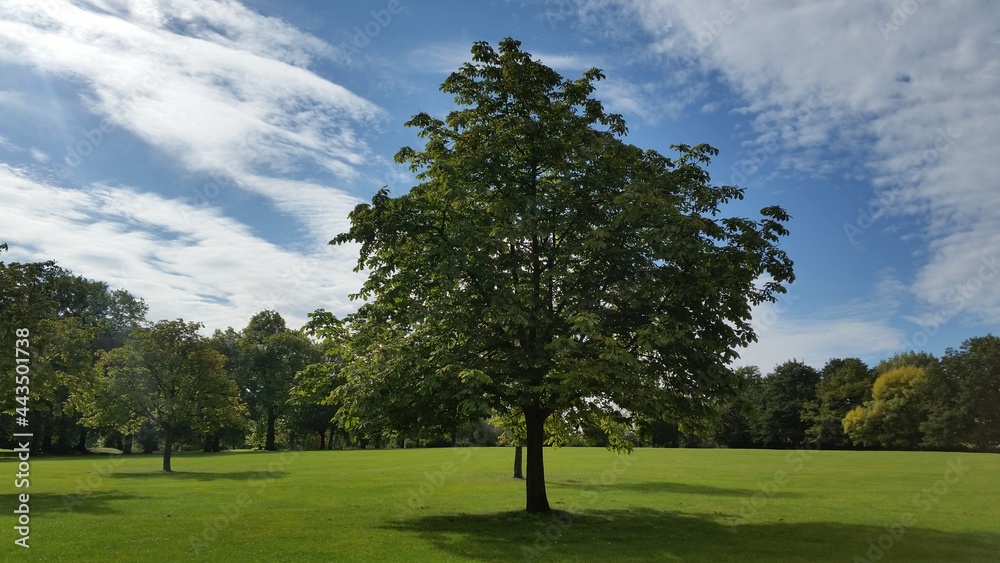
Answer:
[1,448,997,561]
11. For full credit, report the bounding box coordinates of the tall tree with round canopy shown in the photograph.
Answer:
[333,38,795,513]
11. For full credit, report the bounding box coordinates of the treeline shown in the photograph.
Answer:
[0,257,326,464]
[3,256,997,467]
[639,347,999,452]
[0,256,489,465]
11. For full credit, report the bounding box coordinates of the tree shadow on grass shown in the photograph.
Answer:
[384,507,1000,562]
[549,480,803,498]
[107,470,288,481]
[1,491,146,515]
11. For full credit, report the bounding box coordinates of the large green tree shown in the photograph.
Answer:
[84,320,245,471]
[332,39,794,512]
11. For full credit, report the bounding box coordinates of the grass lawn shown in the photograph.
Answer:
[1,447,997,561]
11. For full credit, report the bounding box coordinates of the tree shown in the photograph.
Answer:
[933,335,1000,450]
[237,311,320,450]
[843,365,935,449]
[711,365,765,448]
[753,361,820,448]
[332,38,794,512]
[84,320,245,471]
[801,358,874,448]
[0,259,147,453]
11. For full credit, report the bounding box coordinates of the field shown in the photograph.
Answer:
[1,447,998,561]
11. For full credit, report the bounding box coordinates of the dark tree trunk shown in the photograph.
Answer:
[513,445,524,479]
[122,434,132,455]
[265,407,278,451]
[202,433,221,452]
[523,403,551,513]
[318,430,326,450]
[162,434,173,472]
[75,427,89,454]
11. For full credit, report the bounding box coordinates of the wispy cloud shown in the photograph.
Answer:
[0,164,362,330]
[0,0,386,330]
[0,0,385,227]
[568,0,1000,330]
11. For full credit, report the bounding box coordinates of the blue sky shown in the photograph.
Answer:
[1,0,998,372]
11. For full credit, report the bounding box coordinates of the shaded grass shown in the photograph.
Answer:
[0,448,997,561]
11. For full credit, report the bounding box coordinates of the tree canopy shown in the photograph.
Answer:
[331,38,795,512]
[84,320,245,471]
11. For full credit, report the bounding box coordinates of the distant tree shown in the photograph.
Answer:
[84,320,246,471]
[331,39,795,512]
[711,365,765,448]
[205,326,247,451]
[237,311,320,450]
[492,412,527,479]
[873,351,937,375]
[287,360,342,450]
[0,259,147,453]
[843,365,936,449]
[932,335,1000,450]
[802,358,874,448]
[754,361,820,448]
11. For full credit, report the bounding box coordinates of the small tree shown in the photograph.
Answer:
[843,365,934,449]
[85,320,245,471]
[802,358,874,448]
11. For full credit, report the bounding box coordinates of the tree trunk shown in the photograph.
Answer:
[162,434,173,472]
[318,430,326,450]
[122,434,132,455]
[523,403,551,513]
[75,427,89,454]
[513,445,524,479]
[265,407,278,451]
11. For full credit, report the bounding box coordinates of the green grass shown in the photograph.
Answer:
[1,448,998,561]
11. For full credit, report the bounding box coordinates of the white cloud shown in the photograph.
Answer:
[0,164,362,331]
[569,0,1000,327]
[0,0,382,331]
[0,0,385,236]
[408,43,476,74]
[739,285,905,372]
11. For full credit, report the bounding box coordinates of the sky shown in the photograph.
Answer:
[1,0,998,373]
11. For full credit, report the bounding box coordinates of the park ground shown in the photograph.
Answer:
[1,447,998,561]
